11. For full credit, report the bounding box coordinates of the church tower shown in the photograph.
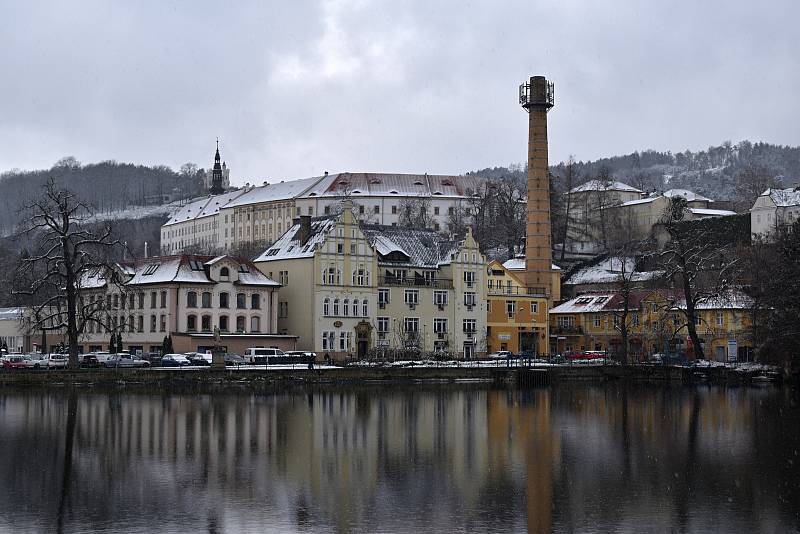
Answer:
[209,139,225,194]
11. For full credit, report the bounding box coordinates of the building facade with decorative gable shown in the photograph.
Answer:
[254,202,486,360]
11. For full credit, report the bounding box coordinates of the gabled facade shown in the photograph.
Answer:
[485,260,549,355]
[254,203,487,360]
[750,187,800,239]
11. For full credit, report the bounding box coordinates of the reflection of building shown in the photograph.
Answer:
[254,202,486,359]
[549,289,754,360]
[485,260,549,355]
[68,254,290,354]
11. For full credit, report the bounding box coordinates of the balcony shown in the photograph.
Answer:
[487,286,547,297]
[552,325,583,335]
[380,276,453,289]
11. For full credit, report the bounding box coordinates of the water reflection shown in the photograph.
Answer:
[0,384,797,533]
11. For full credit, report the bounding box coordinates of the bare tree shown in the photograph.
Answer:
[398,198,435,229]
[734,165,778,209]
[657,197,740,360]
[557,156,580,260]
[13,178,121,368]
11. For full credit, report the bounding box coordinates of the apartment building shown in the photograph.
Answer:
[549,289,754,361]
[485,260,549,355]
[254,202,487,360]
[57,254,293,354]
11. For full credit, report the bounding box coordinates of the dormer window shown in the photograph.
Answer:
[220,267,230,278]
[142,263,160,276]
[413,180,424,185]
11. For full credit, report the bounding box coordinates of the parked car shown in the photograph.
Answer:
[187,354,211,366]
[3,356,29,369]
[25,354,50,369]
[160,354,190,367]
[488,351,513,360]
[48,354,69,368]
[104,354,150,368]
[649,353,665,364]
[243,347,286,364]
[80,355,101,368]
[224,354,246,367]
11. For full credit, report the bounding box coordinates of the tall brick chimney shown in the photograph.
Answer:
[519,76,554,298]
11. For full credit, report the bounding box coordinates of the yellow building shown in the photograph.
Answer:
[549,290,754,361]
[485,260,549,355]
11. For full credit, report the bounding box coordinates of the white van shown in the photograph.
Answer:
[243,347,286,364]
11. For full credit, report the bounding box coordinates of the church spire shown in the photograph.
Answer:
[210,137,224,194]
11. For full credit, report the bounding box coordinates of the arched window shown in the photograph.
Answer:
[237,293,246,309]
[219,315,229,332]
[352,299,358,316]
[236,316,246,332]
[187,291,197,308]
[323,266,341,285]
[251,294,261,309]
[187,315,197,331]
[353,268,369,286]
[343,299,349,316]
[250,316,260,333]
[220,266,230,278]
[362,299,368,317]
[219,292,229,308]
[201,292,212,308]
[201,315,211,332]
[333,299,340,316]
[323,298,330,316]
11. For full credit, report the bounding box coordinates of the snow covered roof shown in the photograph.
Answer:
[689,208,737,217]
[619,196,660,207]
[761,187,800,207]
[692,291,753,310]
[118,255,278,286]
[163,189,248,226]
[550,293,617,314]
[502,257,560,271]
[298,172,486,199]
[663,189,712,202]
[565,257,661,286]
[569,180,642,194]
[361,225,461,268]
[224,176,324,208]
[255,217,337,262]
[0,308,25,321]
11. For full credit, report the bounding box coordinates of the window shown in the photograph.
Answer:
[557,316,574,327]
[463,319,476,333]
[352,299,359,316]
[374,205,380,214]
[323,267,340,285]
[113,294,120,309]
[464,292,476,308]
[279,271,288,285]
[187,291,197,308]
[339,331,352,351]
[138,293,144,309]
[358,204,365,214]
[219,292,229,308]
[594,315,601,328]
[128,315,134,331]
[322,331,336,351]
[137,316,144,333]
[160,291,167,308]
[277,301,287,318]
[237,293,246,309]
[337,243,343,254]
[251,294,261,309]
[506,301,516,317]
[219,315,229,332]
[250,316,261,333]
[694,314,702,326]
[632,313,639,326]
[434,206,440,215]
[434,290,448,306]
[323,298,330,316]
[187,315,197,331]
[652,321,659,332]
[715,311,724,326]
[531,303,538,315]
[201,292,211,308]
[362,299,368,317]
[391,205,397,215]
[377,317,389,333]
[404,289,419,306]
[333,298,340,316]
[220,267,230,278]
[404,317,419,333]
[236,316,246,332]
[160,314,166,332]
[353,268,369,286]
[434,318,448,333]
[201,315,211,332]
[343,298,350,316]
[150,315,156,332]
[378,288,390,305]
[463,271,476,287]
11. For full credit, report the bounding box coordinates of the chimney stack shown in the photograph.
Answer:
[299,215,312,245]
[144,241,149,259]
[519,75,554,298]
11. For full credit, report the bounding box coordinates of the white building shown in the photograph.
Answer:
[750,187,800,240]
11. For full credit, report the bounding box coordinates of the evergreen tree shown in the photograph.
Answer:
[109,332,117,353]
[116,332,124,353]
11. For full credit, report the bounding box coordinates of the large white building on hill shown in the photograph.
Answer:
[750,187,800,239]
[160,172,485,254]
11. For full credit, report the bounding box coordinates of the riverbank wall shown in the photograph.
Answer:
[0,364,776,389]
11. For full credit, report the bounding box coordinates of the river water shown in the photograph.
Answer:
[0,384,798,534]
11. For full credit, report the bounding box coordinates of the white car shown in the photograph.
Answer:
[25,354,51,369]
[488,351,514,360]
[48,354,69,368]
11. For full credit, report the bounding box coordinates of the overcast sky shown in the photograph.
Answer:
[1,1,797,185]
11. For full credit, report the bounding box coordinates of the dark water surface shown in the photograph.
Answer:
[0,384,798,534]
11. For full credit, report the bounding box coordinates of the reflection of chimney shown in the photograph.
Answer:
[299,215,312,245]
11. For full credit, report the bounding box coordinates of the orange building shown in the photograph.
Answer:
[486,260,549,355]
